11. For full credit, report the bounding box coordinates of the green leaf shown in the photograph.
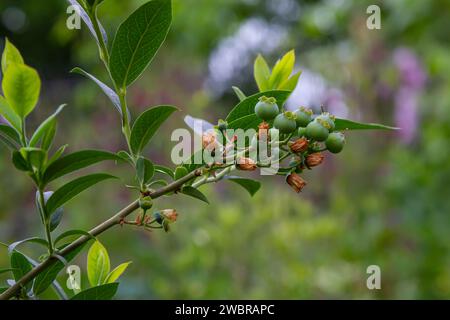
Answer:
[109,0,172,88]
[269,50,295,89]
[226,90,291,124]
[54,230,93,247]
[87,240,110,287]
[154,164,174,179]
[43,150,122,185]
[136,157,155,185]
[279,71,301,91]
[232,86,247,102]
[71,68,122,116]
[334,118,399,131]
[181,186,209,204]
[29,104,66,150]
[174,166,188,180]
[20,147,47,171]
[46,173,117,215]
[8,237,48,254]
[254,54,271,92]
[0,95,21,131]
[47,144,68,166]
[12,150,30,171]
[33,244,86,295]
[10,251,33,291]
[71,283,118,300]
[225,176,261,196]
[0,124,20,150]
[130,105,177,155]
[49,208,64,232]
[116,151,134,165]
[1,38,24,74]
[105,262,132,284]
[2,63,41,118]
[0,268,16,275]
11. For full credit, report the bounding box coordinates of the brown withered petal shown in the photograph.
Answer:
[202,132,218,151]
[305,152,325,168]
[286,173,307,193]
[236,157,257,171]
[258,122,270,140]
[289,138,309,153]
[162,209,178,223]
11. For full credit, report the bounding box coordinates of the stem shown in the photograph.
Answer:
[20,118,27,147]
[89,8,109,67]
[38,189,54,254]
[0,169,203,300]
[118,90,132,154]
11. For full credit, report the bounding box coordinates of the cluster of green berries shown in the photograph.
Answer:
[254,96,346,153]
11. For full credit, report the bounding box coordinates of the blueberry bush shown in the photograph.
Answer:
[0,0,395,300]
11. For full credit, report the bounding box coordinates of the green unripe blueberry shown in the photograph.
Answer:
[325,132,345,153]
[294,107,313,127]
[315,112,335,132]
[139,196,153,210]
[297,127,307,137]
[255,96,279,121]
[306,120,329,142]
[274,112,297,134]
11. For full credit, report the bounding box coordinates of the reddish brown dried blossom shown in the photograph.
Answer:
[286,173,307,193]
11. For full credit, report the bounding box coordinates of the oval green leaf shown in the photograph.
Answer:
[109,0,172,88]
[71,283,119,300]
[334,118,399,131]
[2,63,41,118]
[87,240,110,287]
[46,173,117,215]
[130,105,178,155]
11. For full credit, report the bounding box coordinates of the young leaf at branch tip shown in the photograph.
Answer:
[104,262,132,284]
[232,86,247,102]
[279,70,302,92]
[71,283,119,300]
[1,38,24,74]
[29,104,66,150]
[20,147,47,172]
[2,63,41,119]
[0,95,22,131]
[181,186,210,204]
[42,149,122,185]
[45,173,118,216]
[225,176,261,197]
[254,54,271,92]
[269,50,295,89]
[130,105,178,155]
[334,118,399,131]
[109,0,172,88]
[87,240,110,287]
[70,68,123,116]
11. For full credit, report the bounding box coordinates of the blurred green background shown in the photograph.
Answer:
[1,0,449,299]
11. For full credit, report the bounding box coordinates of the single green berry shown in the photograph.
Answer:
[139,196,153,210]
[306,120,329,142]
[255,96,279,121]
[315,112,335,132]
[217,119,228,131]
[325,132,345,153]
[297,127,307,137]
[294,107,313,127]
[274,112,297,134]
